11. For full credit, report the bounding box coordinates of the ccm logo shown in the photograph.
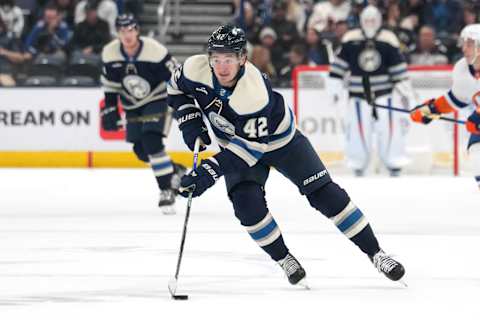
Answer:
[303,170,328,186]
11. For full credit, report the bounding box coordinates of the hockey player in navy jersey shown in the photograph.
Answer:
[329,5,413,177]
[100,14,185,214]
[168,25,405,286]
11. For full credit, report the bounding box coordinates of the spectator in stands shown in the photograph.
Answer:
[308,0,351,33]
[409,25,449,65]
[75,0,117,36]
[285,0,307,35]
[70,0,110,63]
[450,2,480,62]
[429,0,462,35]
[258,26,284,73]
[122,0,143,17]
[0,14,24,85]
[0,0,24,38]
[269,0,299,53]
[276,43,308,87]
[399,0,432,33]
[53,0,77,28]
[250,44,276,79]
[385,1,415,55]
[232,0,263,44]
[305,27,329,65]
[14,0,37,32]
[331,19,348,50]
[23,3,70,63]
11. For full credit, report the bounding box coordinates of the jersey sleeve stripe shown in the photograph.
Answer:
[446,90,469,109]
[225,143,259,167]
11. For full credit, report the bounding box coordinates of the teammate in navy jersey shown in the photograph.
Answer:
[168,25,405,285]
[329,5,414,177]
[100,14,185,214]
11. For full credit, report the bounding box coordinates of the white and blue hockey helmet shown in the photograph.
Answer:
[360,5,382,39]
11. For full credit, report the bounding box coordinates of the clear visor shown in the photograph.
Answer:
[208,54,243,67]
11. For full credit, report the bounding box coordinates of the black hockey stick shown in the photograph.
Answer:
[168,138,201,300]
[361,75,466,124]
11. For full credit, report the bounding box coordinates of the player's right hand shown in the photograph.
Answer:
[101,106,121,131]
[176,109,211,151]
[410,99,441,124]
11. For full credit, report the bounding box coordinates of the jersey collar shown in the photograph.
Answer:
[120,39,144,62]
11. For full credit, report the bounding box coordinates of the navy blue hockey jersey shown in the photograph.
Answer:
[167,55,296,174]
[330,28,408,98]
[101,36,177,110]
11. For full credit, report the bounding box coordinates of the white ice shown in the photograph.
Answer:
[0,169,479,320]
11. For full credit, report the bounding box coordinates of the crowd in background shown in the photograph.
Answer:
[0,0,143,86]
[1,0,479,87]
[233,0,479,86]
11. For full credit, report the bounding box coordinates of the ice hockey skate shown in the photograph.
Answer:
[159,189,176,215]
[370,249,405,282]
[278,253,308,287]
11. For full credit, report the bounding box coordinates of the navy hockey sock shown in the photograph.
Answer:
[230,182,289,261]
[307,182,380,256]
[142,133,173,190]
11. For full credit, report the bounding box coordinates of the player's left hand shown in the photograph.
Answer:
[179,158,222,198]
[410,99,441,124]
[466,109,480,135]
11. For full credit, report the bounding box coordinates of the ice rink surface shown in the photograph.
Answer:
[0,169,479,320]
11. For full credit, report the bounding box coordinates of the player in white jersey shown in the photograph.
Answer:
[410,24,480,189]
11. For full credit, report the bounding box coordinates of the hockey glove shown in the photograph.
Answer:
[466,109,480,135]
[179,158,222,198]
[101,105,121,131]
[410,99,441,124]
[176,108,211,151]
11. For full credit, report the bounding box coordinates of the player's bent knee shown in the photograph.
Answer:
[141,131,165,155]
[307,181,350,218]
[133,142,149,162]
[229,182,268,225]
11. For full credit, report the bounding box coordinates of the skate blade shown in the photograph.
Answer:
[296,278,310,290]
[398,279,408,288]
[161,206,176,215]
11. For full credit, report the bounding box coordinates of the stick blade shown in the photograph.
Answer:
[168,278,177,296]
[172,294,189,300]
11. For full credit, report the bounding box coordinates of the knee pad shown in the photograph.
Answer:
[229,182,268,226]
[133,142,149,162]
[307,181,350,218]
[141,131,165,155]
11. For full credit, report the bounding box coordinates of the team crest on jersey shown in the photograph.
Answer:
[123,75,151,100]
[358,48,382,72]
[208,112,235,136]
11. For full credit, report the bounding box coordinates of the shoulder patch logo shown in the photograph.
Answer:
[195,87,208,95]
[208,112,235,136]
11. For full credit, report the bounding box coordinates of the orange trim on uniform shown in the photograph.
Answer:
[433,96,455,113]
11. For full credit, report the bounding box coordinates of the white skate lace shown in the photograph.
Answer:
[281,254,300,277]
[373,251,398,274]
[160,189,174,201]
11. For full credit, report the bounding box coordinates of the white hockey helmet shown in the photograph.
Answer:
[460,24,480,64]
[460,24,480,46]
[360,5,382,39]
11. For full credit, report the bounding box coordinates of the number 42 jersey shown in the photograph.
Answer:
[167,54,296,174]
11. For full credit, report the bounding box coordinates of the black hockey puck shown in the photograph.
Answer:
[172,295,189,300]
